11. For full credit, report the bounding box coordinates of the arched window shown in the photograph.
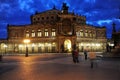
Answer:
[80,30,83,37]
[85,30,88,37]
[26,30,29,38]
[45,29,48,37]
[52,29,56,37]
[89,31,92,37]
[38,29,42,37]
[31,30,35,37]
[93,31,96,38]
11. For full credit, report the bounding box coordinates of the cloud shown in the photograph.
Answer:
[97,20,112,25]
[18,0,35,13]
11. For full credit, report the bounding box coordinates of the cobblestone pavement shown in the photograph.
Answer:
[0,55,120,80]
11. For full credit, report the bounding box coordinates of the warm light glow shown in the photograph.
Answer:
[39,43,44,47]
[19,44,23,47]
[79,43,101,47]
[23,39,30,44]
[109,43,114,46]
[64,39,71,51]
[32,43,35,47]
[96,43,100,46]
[48,43,51,46]
[91,43,95,46]
[80,43,83,46]
[67,43,71,50]
[87,43,90,46]
[3,45,7,48]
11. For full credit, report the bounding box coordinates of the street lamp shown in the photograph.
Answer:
[23,39,30,57]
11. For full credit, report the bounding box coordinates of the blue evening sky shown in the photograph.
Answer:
[0,0,120,39]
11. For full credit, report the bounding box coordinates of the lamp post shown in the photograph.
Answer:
[23,39,30,57]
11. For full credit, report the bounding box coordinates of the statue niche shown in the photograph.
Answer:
[62,19,73,35]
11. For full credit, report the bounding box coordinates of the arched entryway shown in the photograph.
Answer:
[64,39,72,52]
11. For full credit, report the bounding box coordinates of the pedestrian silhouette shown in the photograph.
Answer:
[72,48,79,63]
[84,47,89,60]
[84,50,87,60]
[89,52,97,68]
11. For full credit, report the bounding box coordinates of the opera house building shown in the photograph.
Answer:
[0,3,107,54]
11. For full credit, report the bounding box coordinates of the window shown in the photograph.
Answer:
[31,30,35,37]
[93,31,96,38]
[51,16,54,19]
[46,17,49,19]
[76,32,79,36]
[89,31,92,37]
[38,29,42,37]
[103,32,106,37]
[52,29,56,37]
[26,30,29,38]
[26,33,29,38]
[37,18,40,20]
[33,18,36,21]
[80,30,83,37]
[42,17,44,20]
[85,30,88,37]
[45,29,48,37]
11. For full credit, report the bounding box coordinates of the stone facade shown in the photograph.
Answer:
[0,3,107,54]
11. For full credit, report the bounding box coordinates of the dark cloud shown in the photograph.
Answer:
[0,0,120,39]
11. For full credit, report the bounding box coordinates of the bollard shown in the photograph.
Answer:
[0,55,2,61]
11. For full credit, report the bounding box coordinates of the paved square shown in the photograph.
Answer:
[0,54,120,80]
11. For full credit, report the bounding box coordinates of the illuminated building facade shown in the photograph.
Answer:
[0,3,107,54]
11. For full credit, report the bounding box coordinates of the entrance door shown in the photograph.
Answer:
[64,39,71,52]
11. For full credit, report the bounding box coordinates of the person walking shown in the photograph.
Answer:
[84,46,89,60]
[72,48,79,63]
[89,52,96,68]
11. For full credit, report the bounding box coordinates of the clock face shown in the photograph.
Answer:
[62,19,73,35]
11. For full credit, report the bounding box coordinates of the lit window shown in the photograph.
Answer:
[31,30,35,37]
[89,31,92,37]
[80,30,83,37]
[26,33,29,38]
[26,30,29,38]
[52,29,56,37]
[38,29,42,37]
[45,29,48,37]
[93,31,96,37]
[85,30,88,37]
[76,32,79,36]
